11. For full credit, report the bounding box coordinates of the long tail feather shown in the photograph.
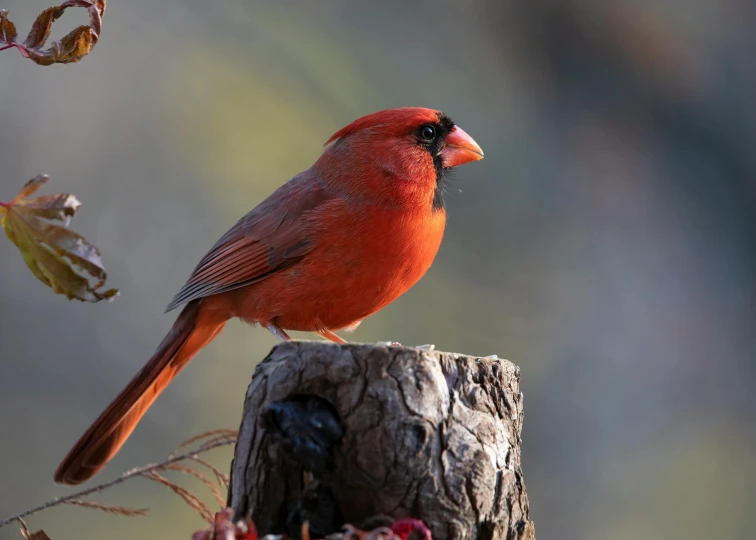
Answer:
[54,300,226,485]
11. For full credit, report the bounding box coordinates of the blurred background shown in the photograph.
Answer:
[1,0,755,538]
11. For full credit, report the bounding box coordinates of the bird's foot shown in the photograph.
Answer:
[265,323,292,342]
[317,329,348,344]
[484,354,499,359]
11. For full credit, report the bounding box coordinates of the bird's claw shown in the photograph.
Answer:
[484,354,498,359]
[416,344,435,351]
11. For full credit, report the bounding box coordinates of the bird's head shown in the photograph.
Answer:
[315,107,483,210]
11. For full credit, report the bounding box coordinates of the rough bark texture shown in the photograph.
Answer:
[228,342,535,540]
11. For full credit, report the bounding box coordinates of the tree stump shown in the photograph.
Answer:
[228,342,535,540]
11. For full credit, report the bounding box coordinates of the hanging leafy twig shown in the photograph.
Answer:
[0,1,105,66]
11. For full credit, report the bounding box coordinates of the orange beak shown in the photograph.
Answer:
[440,125,484,168]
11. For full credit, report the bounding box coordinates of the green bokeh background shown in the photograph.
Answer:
[1,1,755,539]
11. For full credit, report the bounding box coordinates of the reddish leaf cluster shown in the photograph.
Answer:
[341,518,431,540]
[191,510,432,540]
[0,0,105,65]
[192,509,258,540]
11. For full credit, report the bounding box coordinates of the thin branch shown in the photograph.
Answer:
[186,455,230,488]
[141,471,214,523]
[170,429,238,458]
[161,463,226,507]
[62,499,148,517]
[0,437,236,529]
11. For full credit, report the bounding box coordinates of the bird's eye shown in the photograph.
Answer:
[419,124,436,141]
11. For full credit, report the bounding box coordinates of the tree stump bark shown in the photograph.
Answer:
[228,342,535,540]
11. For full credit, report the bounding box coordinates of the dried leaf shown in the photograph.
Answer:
[0,175,119,302]
[23,6,65,49]
[1,1,105,65]
[0,9,17,44]
[28,531,52,540]
[58,24,94,59]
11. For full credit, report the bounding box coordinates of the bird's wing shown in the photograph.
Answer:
[165,173,332,312]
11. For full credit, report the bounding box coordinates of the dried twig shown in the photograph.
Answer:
[170,428,238,458]
[62,499,148,517]
[141,471,214,523]
[161,463,225,507]
[0,436,236,529]
[17,518,30,540]
[186,455,230,488]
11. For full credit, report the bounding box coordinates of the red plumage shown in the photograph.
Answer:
[54,107,483,485]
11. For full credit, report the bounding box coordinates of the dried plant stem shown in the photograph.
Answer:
[0,437,236,529]
[169,429,238,457]
[17,518,31,540]
[162,463,226,507]
[62,499,148,517]
[187,455,230,488]
[141,471,214,523]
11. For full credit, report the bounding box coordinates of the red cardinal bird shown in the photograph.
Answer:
[54,107,483,485]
